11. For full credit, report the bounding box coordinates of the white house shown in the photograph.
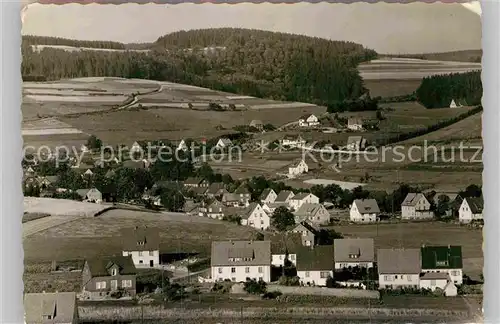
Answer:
[298,114,320,127]
[204,200,225,219]
[294,203,330,226]
[296,245,334,286]
[121,226,160,268]
[211,240,271,282]
[259,188,277,205]
[269,233,302,267]
[215,138,233,149]
[76,188,103,203]
[240,203,270,230]
[349,199,380,223]
[130,141,143,154]
[347,118,363,131]
[280,135,306,148]
[345,136,367,151]
[421,245,463,285]
[419,273,458,296]
[176,139,188,152]
[333,238,375,270]
[291,221,320,247]
[377,248,421,289]
[289,193,319,211]
[288,159,309,177]
[83,169,94,177]
[459,197,483,223]
[401,193,434,220]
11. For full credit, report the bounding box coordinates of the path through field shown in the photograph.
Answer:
[23,215,84,239]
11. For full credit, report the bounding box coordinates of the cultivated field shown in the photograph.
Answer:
[24,197,110,217]
[335,222,483,279]
[23,209,258,262]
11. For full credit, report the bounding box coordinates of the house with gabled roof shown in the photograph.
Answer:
[222,191,241,207]
[347,117,363,131]
[175,139,188,152]
[280,135,306,148]
[333,238,375,270]
[289,192,319,211]
[288,159,308,177]
[419,272,458,296]
[294,203,330,226]
[260,188,277,205]
[377,248,421,289]
[211,240,271,282]
[76,188,102,203]
[459,196,483,223]
[121,226,160,268]
[24,292,78,324]
[130,141,143,154]
[401,193,433,220]
[234,185,251,205]
[275,190,295,204]
[249,119,263,131]
[204,200,225,220]
[183,177,209,188]
[205,182,226,198]
[349,199,380,223]
[81,256,137,300]
[240,203,269,230]
[296,245,334,286]
[420,245,463,285]
[298,114,320,127]
[266,232,303,267]
[291,221,320,247]
[215,138,233,149]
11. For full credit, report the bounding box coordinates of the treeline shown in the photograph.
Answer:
[416,71,482,108]
[22,35,126,49]
[22,28,378,105]
[383,50,482,63]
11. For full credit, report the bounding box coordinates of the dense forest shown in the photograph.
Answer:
[22,35,127,49]
[416,71,482,108]
[383,49,482,63]
[21,29,378,105]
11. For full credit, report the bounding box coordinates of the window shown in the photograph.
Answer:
[279,255,283,260]
[407,275,412,281]
[218,268,223,274]
[149,251,154,256]
[111,268,117,276]
[451,270,460,276]
[245,267,250,273]
[258,267,263,273]
[231,267,236,273]
[383,275,393,281]
[96,281,106,289]
[395,275,398,279]
[139,260,143,264]
[320,271,330,278]
[305,271,310,278]
[138,251,143,256]
[121,280,132,288]
[430,280,436,286]
[261,220,264,225]
[290,255,295,261]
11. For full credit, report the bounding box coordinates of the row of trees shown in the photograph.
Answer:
[416,71,482,108]
[23,28,378,106]
[22,35,127,49]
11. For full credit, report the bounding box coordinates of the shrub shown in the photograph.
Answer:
[262,290,283,299]
[243,278,267,295]
[278,275,301,286]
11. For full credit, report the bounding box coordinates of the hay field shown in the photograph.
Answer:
[23,209,258,262]
[24,197,110,217]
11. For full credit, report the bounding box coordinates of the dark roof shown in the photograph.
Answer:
[85,255,137,277]
[402,193,427,207]
[377,248,421,274]
[420,272,450,280]
[190,186,208,195]
[421,245,463,270]
[464,197,484,214]
[291,192,311,200]
[293,221,320,235]
[275,190,294,202]
[353,199,380,214]
[296,245,334,271]
[333,238,375,263]
[266,232,303,254]
[240,202,261,219]
[122,160,145,169]
[24,292,77,324]
[259,188,275,200]
[234,185,250,195]
[184,177,205,185]
[211,240,271,266]
[299,113,315,120]
[121,226,160,251]
[206,182,225,195]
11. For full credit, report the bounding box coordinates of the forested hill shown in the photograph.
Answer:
[22,35,127,50]
[22,29,378,104]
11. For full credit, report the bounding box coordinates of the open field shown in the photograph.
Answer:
[24,197,111,217]
[363,79,422,98]
[23,209,258,262]
[335,222,482,278]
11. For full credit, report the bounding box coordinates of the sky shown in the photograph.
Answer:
[21,1,482,54]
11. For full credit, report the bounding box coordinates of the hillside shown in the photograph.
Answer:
[383,50,482,63]
[22,29,377,105]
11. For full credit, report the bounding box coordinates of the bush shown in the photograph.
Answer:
[211,282,230,294]
[278,275,301,286]
[262,290,282,299]
[243,278,267,295]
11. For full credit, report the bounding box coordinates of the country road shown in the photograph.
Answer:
[117,83,164,111]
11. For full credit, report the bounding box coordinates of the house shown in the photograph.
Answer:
[288,159,309,177]
[76,188,103,203]
[291,221,320,247]
[347,118,363,131]
[401,193,434,220]
[333,238,375,270]
[80,144,90,153]
[294,203,330,226]
[121,226,160,268]
[130,141,143,154]
[299,114,320,127]
[296,245,334,286]
[222,191,242,207]
[24,292,78,324]
[459,196,483,223]
[289,192,319,211]
[211,240,271,282]
[259,188,277,205]
[189,186,209,197]
[234,185,251,205]
[419,273,458,296]
[82,169,93,177]
[81,256,137,300]
[275,190,295,204]
[280,135,306,148]
[249,119,263,131]
[205,182,226,198]
[205,200,225,219]
[215,138,233,149]
[349,199,380,223]
[240,203,270,230]
[377,248,421,289]
[345,136,367,151]
[262,202,289,214]
[420,245,463,285]
[176,139,188,152]
[267,232,302,266]
[25,165,35,176]
[39,175,59,189]
[184,177,209,188]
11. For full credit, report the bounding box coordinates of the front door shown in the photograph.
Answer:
[149,260,154,267]
[111,280,117,290]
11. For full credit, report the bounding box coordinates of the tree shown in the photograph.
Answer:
[317,229,343,245]
[86,135,102,151]
[243,278,267,295]
[271,206,295,231]
[462,184,482,198]
[24,184,40,197]
[435,194,451,218]
[160,189,185,212]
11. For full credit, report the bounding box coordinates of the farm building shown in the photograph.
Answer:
[401,193,433,220]
[459,196,483,223]
[210,240,272,283]
[280,135,306,148]
[298,114,320,127]
[349,199,380,223]
[377,248,421,290]
[333,238,375,270]
[183,177,209,188]
[121,226,160,268]
[296,245,334,287]
[24,292,78,324]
